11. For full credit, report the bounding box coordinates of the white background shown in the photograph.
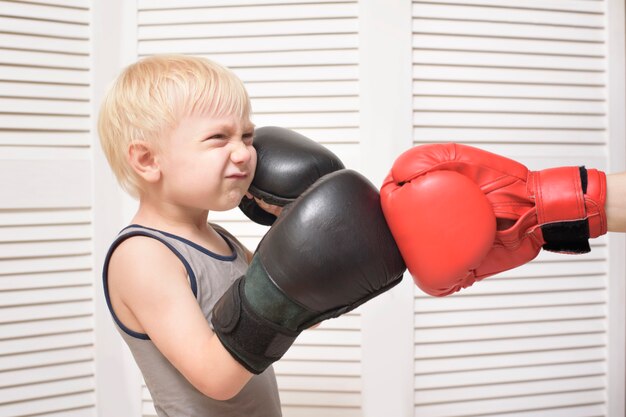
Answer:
[0,1,625,416]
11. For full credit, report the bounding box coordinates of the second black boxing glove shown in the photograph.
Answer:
[239,126,344,225]
[214,169,406,374]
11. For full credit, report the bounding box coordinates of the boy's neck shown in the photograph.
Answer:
[131,199,235,257]
[132,198,210,236]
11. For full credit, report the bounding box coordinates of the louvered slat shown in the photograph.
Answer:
[0,392,95,417]
[138,0,349,7]
[415,346,605,374]
[0,301,94,324]
[138,17,357,39]
[0,16,89,39]
[138,3,357,25]
[0,1,89,23]
[412,18,603,42]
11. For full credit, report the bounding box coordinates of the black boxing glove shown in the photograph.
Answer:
[213,169,406,374]
[239,126,344,225]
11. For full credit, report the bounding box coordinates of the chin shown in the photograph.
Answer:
[220,192,246,211]
[210,204,239,213]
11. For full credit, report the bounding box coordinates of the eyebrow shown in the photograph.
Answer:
[205,122,255,133]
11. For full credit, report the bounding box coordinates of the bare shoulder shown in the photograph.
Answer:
[107,236,189,334]
[108,235,187,291]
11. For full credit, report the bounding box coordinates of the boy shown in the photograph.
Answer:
[98,55,281,416]
[98,54,407,417]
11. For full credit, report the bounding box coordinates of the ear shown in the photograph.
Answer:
[128,141,161,184]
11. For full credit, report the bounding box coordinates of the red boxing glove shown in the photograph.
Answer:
[380,143,607,297]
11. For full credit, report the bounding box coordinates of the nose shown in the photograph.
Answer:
[230,140,253,165]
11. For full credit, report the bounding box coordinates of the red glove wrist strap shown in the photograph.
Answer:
[532,166,586,226]
[530,166,592,253]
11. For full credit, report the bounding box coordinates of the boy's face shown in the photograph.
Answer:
[157,113,256,212]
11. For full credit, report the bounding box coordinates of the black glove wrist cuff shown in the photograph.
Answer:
[211,277,298,374]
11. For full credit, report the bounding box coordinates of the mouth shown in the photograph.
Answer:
[226,172,249,179]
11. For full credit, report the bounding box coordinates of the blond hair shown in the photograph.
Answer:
[98,54,251,198]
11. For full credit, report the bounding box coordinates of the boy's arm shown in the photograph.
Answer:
[607,172,626,233]
[108,237,252,400]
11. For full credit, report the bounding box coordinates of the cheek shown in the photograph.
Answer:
[250,147,257,165]
[201,148,229,173]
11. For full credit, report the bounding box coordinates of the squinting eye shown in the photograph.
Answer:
[205,134,226,141]
[242,133,254,143]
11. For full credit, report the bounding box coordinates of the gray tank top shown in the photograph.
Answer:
[103,224,282,417]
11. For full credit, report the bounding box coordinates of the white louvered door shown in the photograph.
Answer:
[137,1,362,416]
[2,1,616,416]
[0,1,96,416]
[412,1,612,416]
